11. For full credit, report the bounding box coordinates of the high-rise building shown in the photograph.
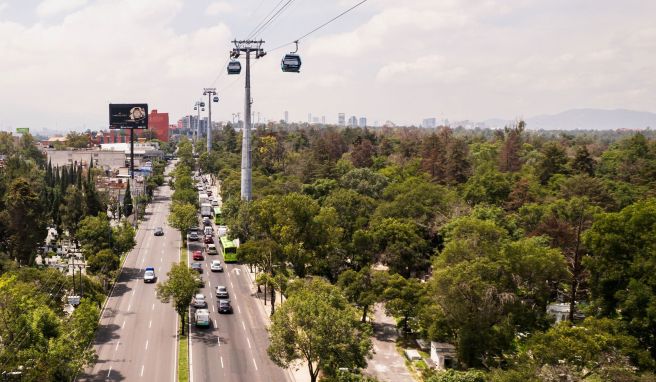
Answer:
[359,117,367,128]
[308,113,312,123]
[284,111,289,124]
[348,116,357,127]
[422,118,437,128]
[338,113,346,126]
[322,116,326,124]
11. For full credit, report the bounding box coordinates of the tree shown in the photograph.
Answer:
[369,218,429,277]
[340,168,389,199]
[156,263,198,335]
[584,198,656,357]
[123,182,133,217]
[267,278,372,382]
[350,138,375,168]
[498,121,524,173]
[112,220,136,256]
[383,274,426,333]
[60,185,85,240]
[87,249,119,275]
[76,213,112,257]
[65,132,90,148]
[491,318,654,381]
[537,142,569,184]
[0,178,47,264]
[168,202,198,239]
[337,267,388,322]
[571,145,595,176]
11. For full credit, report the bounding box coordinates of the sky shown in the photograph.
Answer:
[0,0,654,132]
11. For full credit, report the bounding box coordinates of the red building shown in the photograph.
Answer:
[149,109,170,142]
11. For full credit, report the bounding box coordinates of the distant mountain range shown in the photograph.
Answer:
[483,109,656,130]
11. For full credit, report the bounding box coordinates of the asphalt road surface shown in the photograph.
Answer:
[188,181,291,382]
[79,168,179,381]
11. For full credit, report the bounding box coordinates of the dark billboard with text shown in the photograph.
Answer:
[109,103,149,129]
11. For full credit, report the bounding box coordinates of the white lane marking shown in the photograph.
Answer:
[230,281,234,289]
[132,289,135,296]
[242,320,246,331]
[214,320,218,329]
[220,356,224,369]
[115,341,120,352]
[152,303,155,311]
[238,305,241,314]
[252,358,258,371]
[208,280,211,288]
[107,366,112,377]
[247,337,251,349]
[122,320,126,329]
[140,365,144,377]
[212,305,215,312]
[149,320,152,328]
[142,258,145,265]
[160,257,163,262]
[235,268,241,276]
[145,340,149,350]
[127,303,131,311]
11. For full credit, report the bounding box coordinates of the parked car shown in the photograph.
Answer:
[191,262,203,273]
[204,235,214,244]
[218,299,233,314]
[216,285,229,298]
[210,260,223,272]
[154,227,164,236]
[207,244,218,255]
[211,200,219,207]
[192,293,207,308]
[143,267,156,283]
[192,251,203,261]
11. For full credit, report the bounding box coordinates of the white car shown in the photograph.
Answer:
[192,293,207,308]
[211,200,219,207]
[143,267,156,283]
[207,244,218,255]
[210,260,223,272]
[216,286,229,298]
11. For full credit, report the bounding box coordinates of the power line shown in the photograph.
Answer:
[250,0,298,39]
[248,0,296,40]
[246,0,287,40]
[269,0,369,52]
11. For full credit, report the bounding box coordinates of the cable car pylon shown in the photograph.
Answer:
[228,39,266,201]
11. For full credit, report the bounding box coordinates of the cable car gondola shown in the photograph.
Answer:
[227,60,241,75]
[281,40,301,73]
[213,96,219,102]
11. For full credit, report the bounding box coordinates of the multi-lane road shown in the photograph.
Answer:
[188,179,291,382]
[79,168,179,381]
[80,169,291,381]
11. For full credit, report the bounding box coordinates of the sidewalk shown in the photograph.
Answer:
[364,303,416,382]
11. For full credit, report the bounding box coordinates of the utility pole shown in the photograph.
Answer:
[230,39,265,201]
[203,89,217,153]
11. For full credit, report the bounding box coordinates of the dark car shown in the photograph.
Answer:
[191,262,203,273]
[218,299,232,314]
[204,235,214,244]
[154,227,164,236]
[192,250,203,261]
[188,231,199,241]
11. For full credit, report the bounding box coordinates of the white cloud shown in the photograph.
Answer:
[376,55,467,84]
[36,0,87,18]
[206,1,234,16]
[0,2,8,14]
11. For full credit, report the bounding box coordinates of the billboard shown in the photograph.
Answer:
[109,103,149,129]
[15,127,29,134]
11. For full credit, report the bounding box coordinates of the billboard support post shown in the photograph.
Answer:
[130,128,134,180]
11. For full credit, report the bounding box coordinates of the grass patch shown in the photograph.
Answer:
[180,242,188,264]
[177,319,189,382]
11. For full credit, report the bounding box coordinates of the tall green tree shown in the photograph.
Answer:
[156,263,198,335]
[267,278,372,382]
[122,182,133,217]
[60,185,85,240]
[0,178,47,264]
[168,202,198,239]
[337,267,388,322]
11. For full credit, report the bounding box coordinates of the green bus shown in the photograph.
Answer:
[214,207,223,225]
[220,236,238,262]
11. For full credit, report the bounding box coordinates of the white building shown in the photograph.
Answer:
[359,117,367,128]
[430,342,457,370]
[348,116,358,127]
[338,113,346,126]
[547,303,571,324]
[422,118,437,128]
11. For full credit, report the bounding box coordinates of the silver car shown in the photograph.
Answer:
[216,286,229,298]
